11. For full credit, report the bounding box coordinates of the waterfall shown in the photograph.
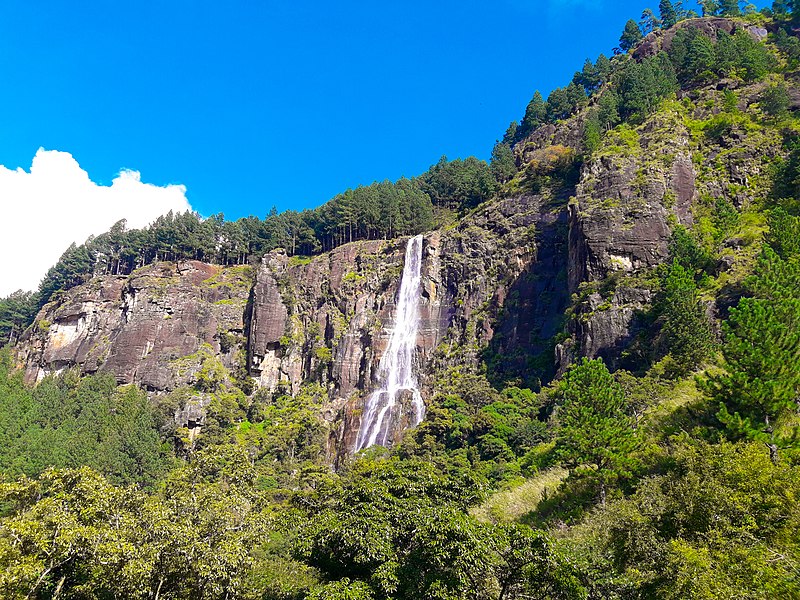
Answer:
[354,235,425,451]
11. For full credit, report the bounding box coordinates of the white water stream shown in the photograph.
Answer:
[354,235,426,451]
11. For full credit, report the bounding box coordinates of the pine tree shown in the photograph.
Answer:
[686,33,717,80]
[546,86,572,122]
[555,358,637,504]
[502,121,518,144]
[595,53,612,81]
[620,19,643,52]
[640,8,661,34]
[766,208,800,259]
[597,89,621,129]
[490,141,517,183]
[660,260,714,375]
[659,0,679,28]
[719,0,741,15]
[520,91,547,137]
[583,110,602,153]
[574,58,602,94]
[703,247,800,463]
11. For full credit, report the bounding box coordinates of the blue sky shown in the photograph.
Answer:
[0,0,687,222]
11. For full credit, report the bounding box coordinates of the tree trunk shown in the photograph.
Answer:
[52,575,66,599]
[767,442,779,465]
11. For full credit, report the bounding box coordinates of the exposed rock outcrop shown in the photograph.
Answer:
[19,261,250,390]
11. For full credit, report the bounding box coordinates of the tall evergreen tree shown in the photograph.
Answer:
[520,91,547,136]
[719,0,741,15]
[555,358,637,504]
[640,8,661,34]
[704,247,800,464]
[659,0,679,27]
[490,141,517,183]
[660,260,714,375]
[620,19,643,52]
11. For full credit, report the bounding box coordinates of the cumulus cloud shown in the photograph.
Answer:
[0,148,191,296]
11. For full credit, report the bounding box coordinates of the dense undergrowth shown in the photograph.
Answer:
[3,4,800,599]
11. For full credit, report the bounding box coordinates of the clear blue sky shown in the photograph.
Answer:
[0,1,754,220]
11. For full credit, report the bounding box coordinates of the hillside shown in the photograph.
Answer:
[2,5,800,599]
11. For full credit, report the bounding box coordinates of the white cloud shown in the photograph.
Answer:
[0,148,191,296]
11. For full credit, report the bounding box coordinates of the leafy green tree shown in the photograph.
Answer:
[617,53,678,120]
[669,224,714,274]
[0,358,171,487]
[595,53,612,81]
[773,27,800,66]
[620,19,643,52]
[773,0,790,15]
[573,58,602,94]
[0,291,37,346]
[766,208,800,258]
[503,121,519,144]
[418,156,496,211]
[555,358,637,504]
[546,83,586,123]
[573,441,800,597]
[685,33,717,80]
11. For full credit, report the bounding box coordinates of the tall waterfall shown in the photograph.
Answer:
[354,235,425,451]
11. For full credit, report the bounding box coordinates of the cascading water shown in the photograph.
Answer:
[354,235,425,451]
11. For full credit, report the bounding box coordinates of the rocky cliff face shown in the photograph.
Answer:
[18,261,251,390]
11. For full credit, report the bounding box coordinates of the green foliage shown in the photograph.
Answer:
[761,83,790,118]
[0,354,171,487]
[659,261,714,375]
[582,110,602,154]
[671,29,775,85]
[720,0,742,15]
[699,0,721,16]
[490,141,517,183]
[520,90,547,137]
[619,19,643,52]
[417,155,496,211]
[0,449,283,600]
[0,291,37,346]
[773,26,800,66]
[546,83,588,123]
[703,246,800,459]
[616,53,678,120]
[659,0,679,28]
[766,207,800,258]
[668,225,714,273]
[555,358,637,499]
[295,457,582,599]
[563,440,800,597]
[596,89,621,130]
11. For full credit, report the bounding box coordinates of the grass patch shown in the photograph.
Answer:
[470,467,568,525]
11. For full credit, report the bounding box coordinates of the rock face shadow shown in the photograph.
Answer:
[484,206,570,390]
